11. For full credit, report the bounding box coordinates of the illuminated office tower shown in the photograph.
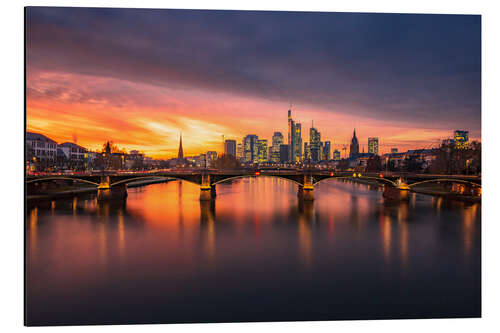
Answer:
[454,130,469,149]
[224,139,237,157]
[333,149,340,161]
[322,141,331,161]
[304,142,311,160]
[257,139,268,163]
[309,125,321,162]
[368,137,379,155]
[287,109,295,163]
[236,143,244,161]
[349,129,359,158]
[294,122,302,163]
[270,132,284,163]
[243,134,258,163]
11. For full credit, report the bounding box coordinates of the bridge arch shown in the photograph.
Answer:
[408,178,482,188]
[313,176,398,187]
[109,176,200,187]
[211,174,303,187]
[26,177,100,186]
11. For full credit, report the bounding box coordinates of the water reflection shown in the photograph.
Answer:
[26,178,481,325]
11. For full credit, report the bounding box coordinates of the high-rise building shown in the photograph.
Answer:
[287,109,303,163]
[454,130,469,149]
[270,132,284,163]
[243,134,258,163]
[368,137,379,155]
[206,151,217,166]
[236,143,244,161]
[294,122,302,163]
[288,109,295,163]
[257,139,268,163]
[333,149,340,161]
[304,142,311,160]
[309,126,321,162]
[349,129,359,158]
[224,139,237,157]
[279,144,289,163]
[322,141,331,161]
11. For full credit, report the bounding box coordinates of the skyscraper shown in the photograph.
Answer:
[368,137,379,155]
[206,151,217,166]
[243,134,258,163]
[224,139,237,157]
[349,129,359,158]
[304,142,310,160]
[333,149,340,161]
[309,125,321,162]
[236,143,244,161]
[257,139,268,163]
[287,109,295,163]
[294,122,302,163]
[322,141,331,161]
[270,132,284,163]
[177,133,184,159]
[454,130,469,149]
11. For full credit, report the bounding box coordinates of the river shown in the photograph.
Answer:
[26,177,481,325]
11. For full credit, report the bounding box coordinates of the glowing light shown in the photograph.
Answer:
[329,172,334,177]
[255,171,261,176]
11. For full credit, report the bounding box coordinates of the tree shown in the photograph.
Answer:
[402,155,424,173]
[212,154,242,170]
[429,141,481,175]
[101,141,126,154]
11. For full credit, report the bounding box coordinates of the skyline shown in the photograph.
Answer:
[26,8,481,159]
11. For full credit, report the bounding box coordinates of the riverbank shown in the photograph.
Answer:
[26,178,170,202]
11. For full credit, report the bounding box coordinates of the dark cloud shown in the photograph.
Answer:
[26,7,481,132]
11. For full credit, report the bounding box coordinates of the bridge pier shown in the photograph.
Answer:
[199,173,216,201]
[383,183,410,202]
[97,176,127,202]
[298,174,315,201]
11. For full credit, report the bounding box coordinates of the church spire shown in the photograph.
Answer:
[177,133,184,159]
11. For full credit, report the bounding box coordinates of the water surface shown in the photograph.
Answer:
[26,178,481,325]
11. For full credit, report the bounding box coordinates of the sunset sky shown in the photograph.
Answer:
[26,7,481,158]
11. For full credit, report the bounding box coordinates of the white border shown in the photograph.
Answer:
[2,1,499,332]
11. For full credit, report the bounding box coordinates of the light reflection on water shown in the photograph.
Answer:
[26,177,481,325]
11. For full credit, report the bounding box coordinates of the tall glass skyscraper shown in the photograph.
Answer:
[270,132,283,163]
[287,109,302,164]
[257,139,268,163]
[288,109,295,163]
[224,139,237,157]
[368,137,379,155]
[454,130,469,149]
[243,134,258,163]
[294,122,302,163]
[322,141,331,161]
[309,126,321,162]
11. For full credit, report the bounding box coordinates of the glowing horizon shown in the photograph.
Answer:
[26,8,481,159]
